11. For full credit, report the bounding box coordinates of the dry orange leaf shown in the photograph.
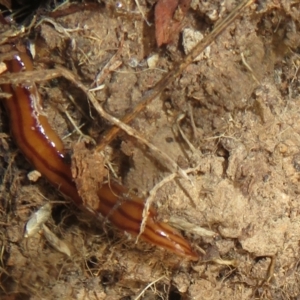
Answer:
[155,0,191,47]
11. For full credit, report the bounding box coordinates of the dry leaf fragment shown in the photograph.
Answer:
[155,0,191,46]
[24,203,52,238]
[42,224,71,257]
[27,170,42,182]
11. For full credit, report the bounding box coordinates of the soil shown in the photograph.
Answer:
[1,0,300,299]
